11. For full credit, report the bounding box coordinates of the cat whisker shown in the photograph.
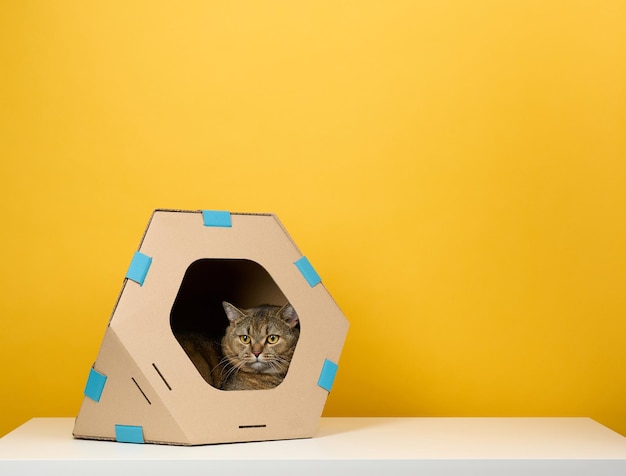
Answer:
[210,356,231,376]
[221,360,244,383]
[219,354,245,381]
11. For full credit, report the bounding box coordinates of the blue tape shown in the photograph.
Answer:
[202,210,232,227]
[84,368,107,403]
[126,251,152,286]
[294,256,322,287]
[317,359,338,392]
[115,425,145,444]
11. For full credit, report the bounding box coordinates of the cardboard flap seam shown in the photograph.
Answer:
[318,359,339,392]
[115,424,145,444]
[84,367,107,403]
[125,251,152,286]
[294,256,322,287]
[202,210,232,227]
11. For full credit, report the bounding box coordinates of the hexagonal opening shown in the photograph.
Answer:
[170,258,301,391]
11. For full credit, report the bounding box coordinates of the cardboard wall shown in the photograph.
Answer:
[72,211,348,444]
[2,1,626,438]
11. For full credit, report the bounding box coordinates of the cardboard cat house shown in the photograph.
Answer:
[73,209,349,445]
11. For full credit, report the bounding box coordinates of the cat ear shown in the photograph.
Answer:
[222,301,246,322]
[279,303,299,328]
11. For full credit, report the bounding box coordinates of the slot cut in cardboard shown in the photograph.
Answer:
[73,209,349,445]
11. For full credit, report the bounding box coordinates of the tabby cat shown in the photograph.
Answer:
[220,301,300,391]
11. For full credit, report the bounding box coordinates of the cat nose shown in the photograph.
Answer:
[252,351,261,358]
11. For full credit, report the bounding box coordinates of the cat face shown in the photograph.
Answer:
[221,302,300,377]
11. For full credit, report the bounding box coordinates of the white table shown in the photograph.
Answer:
[2,417,626,475]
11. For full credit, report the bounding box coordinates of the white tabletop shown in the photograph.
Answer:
[2,417,626,475]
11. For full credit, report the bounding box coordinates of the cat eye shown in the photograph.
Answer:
[239,335,251,344]
[266,335,279,344]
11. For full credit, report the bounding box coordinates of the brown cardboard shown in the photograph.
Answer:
[73,210,349,445]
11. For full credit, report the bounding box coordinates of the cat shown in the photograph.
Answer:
[220,301,300,391]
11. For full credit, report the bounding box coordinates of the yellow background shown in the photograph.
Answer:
[1,1,625,437]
